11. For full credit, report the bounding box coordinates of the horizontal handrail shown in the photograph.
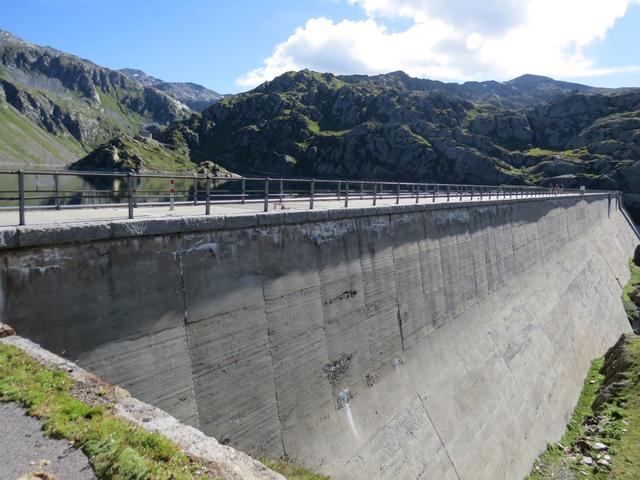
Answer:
[0,169,620,226]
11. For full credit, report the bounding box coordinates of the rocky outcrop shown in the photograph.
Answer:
[0,29,191,166]
[119,68,223,112]
[592,334,636,411]
[68,68,640,220]
[2,27,639,219]
[339,71,602,107]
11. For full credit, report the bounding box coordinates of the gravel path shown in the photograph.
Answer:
[0,402,96,480]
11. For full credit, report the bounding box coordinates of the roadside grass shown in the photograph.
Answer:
[0,342,214,480]
[0,342,330,480]
[260,459,331,480]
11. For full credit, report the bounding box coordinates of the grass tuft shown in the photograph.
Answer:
[260,459,331,480]
[0,343,212,479]
[0,342,328,480]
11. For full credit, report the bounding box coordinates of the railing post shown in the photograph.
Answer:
[133,175,138,208]
[279,178,284,202]
[127,173,134,219]
[337,180,342,201]
[433,185,436,203]
[169,178,175,211]
[264,178,270,212]
[459,186,463,201]
[54,173,61,210]
[193,176,198,206]
[360,181,364,200]
[241,177,246,204]
[415,184,419,204]
[373,182,377,206]
[310,179,315,210]
[447,185,450,202]
[205,175,211,215]
[344,181,349,208]
[18,170,25,226]
[470,186,474,201]
[396,182,400,205]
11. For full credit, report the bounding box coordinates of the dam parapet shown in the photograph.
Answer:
[0,192,637,480]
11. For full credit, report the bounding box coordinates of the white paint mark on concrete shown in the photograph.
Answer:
[337,389,359,438]
[182,242,220,256]
[434,209,471,225]
[345,403,359,439]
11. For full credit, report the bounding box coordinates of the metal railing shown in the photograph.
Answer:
[0,169,616,226]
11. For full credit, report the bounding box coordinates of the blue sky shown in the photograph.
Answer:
[3,0,640,93]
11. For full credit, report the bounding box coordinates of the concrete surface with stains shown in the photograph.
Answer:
[0,193,637,480]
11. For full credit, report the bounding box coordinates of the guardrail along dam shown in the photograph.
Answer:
[1,193,638,479]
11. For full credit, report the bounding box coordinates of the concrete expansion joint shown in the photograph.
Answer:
[174,237,201,425]
[410,377,462,480]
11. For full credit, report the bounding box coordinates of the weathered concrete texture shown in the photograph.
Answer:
[0,335,285,480]
[0,195,637,480]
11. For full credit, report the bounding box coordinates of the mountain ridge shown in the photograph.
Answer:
[0,29,638,218]
[76,68,640,217]
[119,68,223,112]
[0,29,191,167]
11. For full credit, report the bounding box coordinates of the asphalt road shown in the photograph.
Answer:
[0,402,95,480]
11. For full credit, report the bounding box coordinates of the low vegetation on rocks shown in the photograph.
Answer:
[3,28,640,220]
[528,254,640,479]
[0,30,190,168]
[528,334,640,479]
[623,248,640,332]
[74,69,640,220]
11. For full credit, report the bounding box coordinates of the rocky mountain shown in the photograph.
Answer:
[0,30,191,167]
[75,69,640,217]
[339,71,604,107]
[0,28,636,218]
[119,68,223,112]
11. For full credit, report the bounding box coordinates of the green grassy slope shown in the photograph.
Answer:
[0,101,86,167]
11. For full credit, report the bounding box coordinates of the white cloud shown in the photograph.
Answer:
[237,0,639,88]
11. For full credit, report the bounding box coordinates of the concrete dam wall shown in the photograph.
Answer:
[0,194,637,480]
